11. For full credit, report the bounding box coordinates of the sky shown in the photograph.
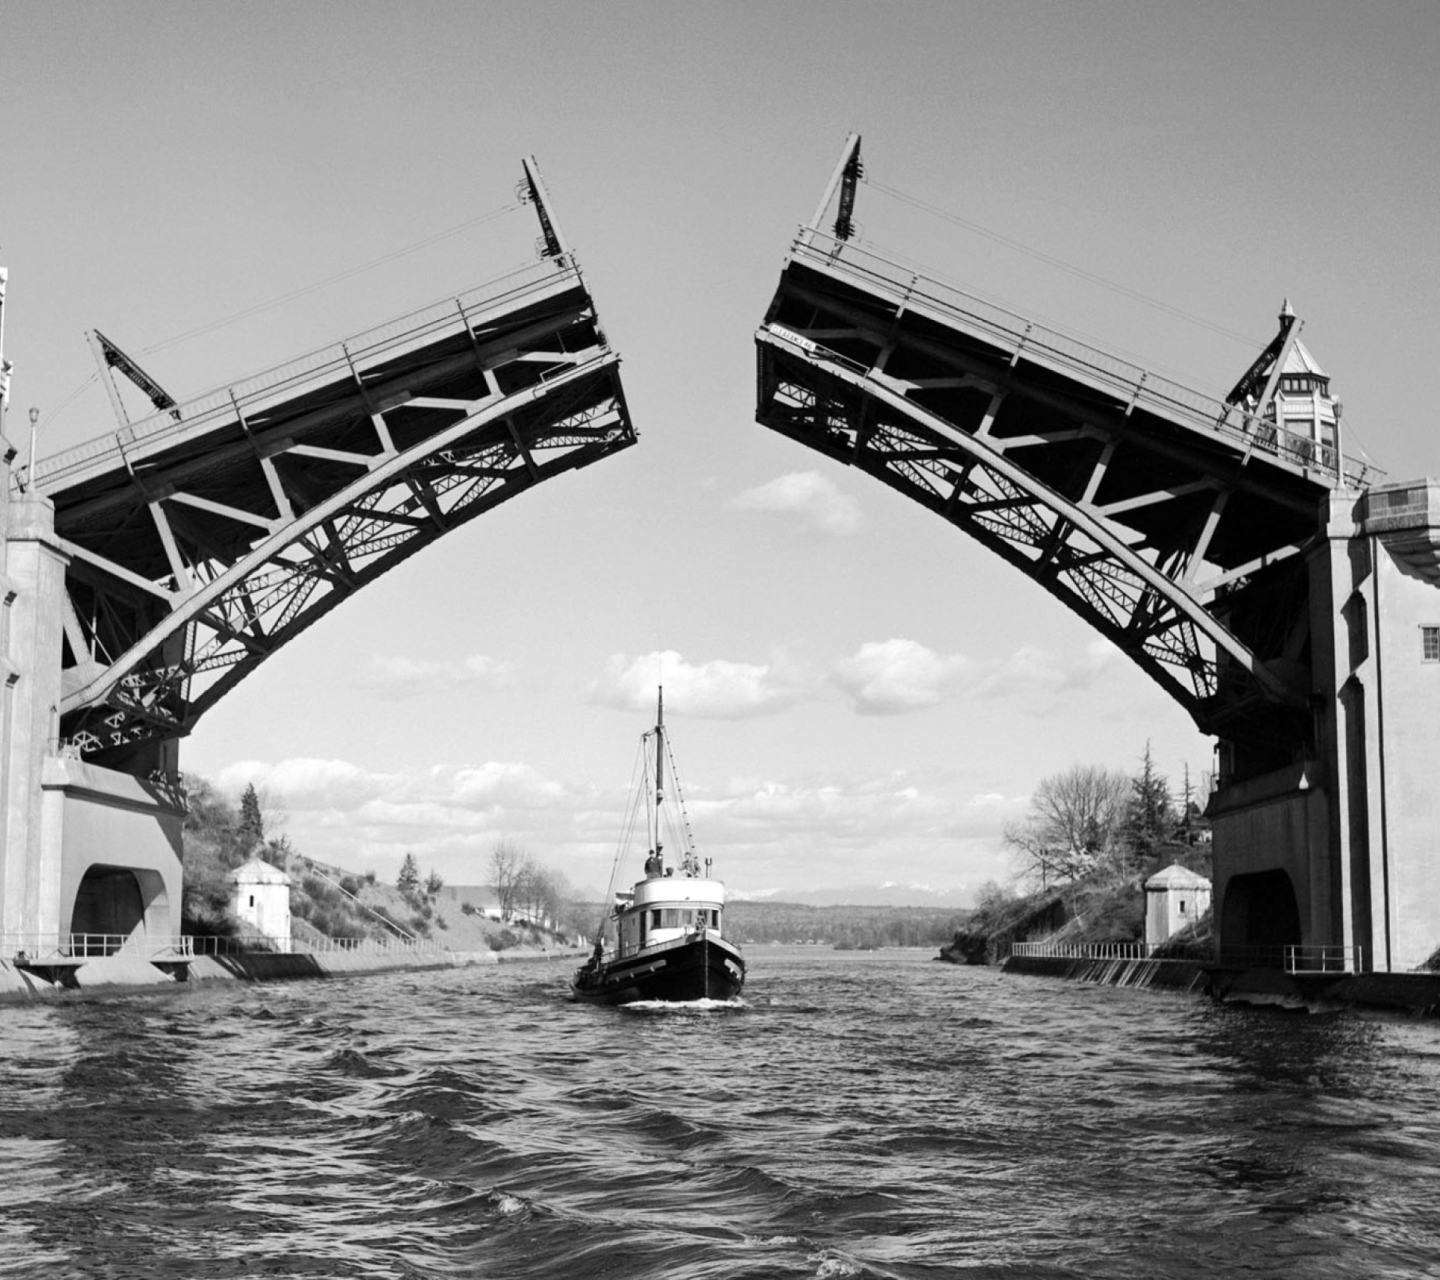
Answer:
[3,2,1438,903]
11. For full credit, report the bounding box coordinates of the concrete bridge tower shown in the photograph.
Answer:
[0,269,185,966]
[1203,306,1440,973]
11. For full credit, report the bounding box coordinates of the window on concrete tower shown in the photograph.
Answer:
[1423,626,1440,663]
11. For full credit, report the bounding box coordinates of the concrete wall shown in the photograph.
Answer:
[1366,519,1440,969]
[0,473,186,953]
[1209,481,1440,973]
[43,757,185,940]
[1209,763,1328,950]
[0,494,68,940]
[1144,882,1212,947]
[1305,482,1440,971]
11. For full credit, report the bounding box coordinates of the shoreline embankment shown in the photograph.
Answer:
[0,945,586,1004]
[1002,952,1440,1016]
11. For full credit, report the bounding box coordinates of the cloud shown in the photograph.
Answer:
[352,653,515,698]
[831,638,973,714]
[588,649,809,719]
[729,470,861,535]
[972,639,1123,701]
[206,752,1016,900]
[214,757,391,810]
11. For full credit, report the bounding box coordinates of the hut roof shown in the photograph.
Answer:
[229,856,291,886]
[1145,862,1210,891]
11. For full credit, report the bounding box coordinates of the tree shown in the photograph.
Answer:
[1005,763,1130,888]
[239,783,264,849]
[490,839,528,920]
[1122,742,1177,871]
[397,852,421,902]
[424,869,444,899]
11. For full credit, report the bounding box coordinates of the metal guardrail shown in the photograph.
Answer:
[2,931,448,963]
[1012,941,1161,962]
[784,231,1376,488]
[19,256,579,497]
[1011,940,1364,974]
[1219,943,1364,975]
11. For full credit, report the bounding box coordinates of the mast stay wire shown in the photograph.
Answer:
[34,201,523,438]
[662,730,699,866]
[141,201,523,357]
[861,174,1382,474]
[596,737,650,940]
[861,175,1266,351]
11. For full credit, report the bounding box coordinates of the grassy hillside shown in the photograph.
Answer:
[940,870,1215,965]
[180,776,576,952]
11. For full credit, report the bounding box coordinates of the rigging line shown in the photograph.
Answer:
[598,738,649,937]
[846,232,1247,392]
[864,176,1264,349]
[139,201,524,357]
[663,733,697,859]
[32,371,101,436]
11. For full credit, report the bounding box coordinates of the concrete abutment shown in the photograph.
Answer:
[1210,480,1440,973]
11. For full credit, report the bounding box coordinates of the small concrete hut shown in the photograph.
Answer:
[1145,863,1212,947]
[230,857,292,950]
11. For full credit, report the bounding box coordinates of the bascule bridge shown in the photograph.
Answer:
[756,136,1440,974]
[0,159,636,974]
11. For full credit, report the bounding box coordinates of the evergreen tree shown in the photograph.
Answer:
[397,852,421,902]
[1123,742,1175,871]
[424,869,444,899]
[238,783,264,849]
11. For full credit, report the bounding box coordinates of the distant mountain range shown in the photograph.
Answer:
[731,881,974,909]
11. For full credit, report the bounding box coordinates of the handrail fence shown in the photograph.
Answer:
[1011,939,1363,975]
[19,256,579,497]
[784,231,1376,488]
[2,931,448,963]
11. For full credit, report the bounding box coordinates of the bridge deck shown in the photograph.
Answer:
[42,253,635,764]
[756,227,1361,745]
[779,231,1372,488]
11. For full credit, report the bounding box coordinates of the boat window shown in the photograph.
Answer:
[650,909,661,930]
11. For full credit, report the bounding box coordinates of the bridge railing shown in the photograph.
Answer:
[786,231,1375,487]
[2,932,197,961]
[22,256,582,497]
[1011,939,1365,974]
[1218,943,1365,975]
[2,931,450,963]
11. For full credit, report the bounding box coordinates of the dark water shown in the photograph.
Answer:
[3,949,1440,1279]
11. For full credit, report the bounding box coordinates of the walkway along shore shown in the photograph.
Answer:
[0,944,586,1003]
[1003,952,1440,1017]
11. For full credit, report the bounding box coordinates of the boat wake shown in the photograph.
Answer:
[619,996,748,1014]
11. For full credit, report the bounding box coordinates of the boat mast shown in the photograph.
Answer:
[653,687,665,866]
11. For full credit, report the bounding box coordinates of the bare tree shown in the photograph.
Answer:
[1005,764,1131,888]
[490,839,528,920]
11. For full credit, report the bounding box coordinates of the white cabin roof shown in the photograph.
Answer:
[230,856,291,886]
[631,876,726,908]
[1145,862,1210,891]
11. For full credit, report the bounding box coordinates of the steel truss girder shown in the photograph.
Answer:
[755,318,1314,737]
[57,351,633,757]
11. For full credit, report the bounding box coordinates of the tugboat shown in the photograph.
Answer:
[571,689,745,1005]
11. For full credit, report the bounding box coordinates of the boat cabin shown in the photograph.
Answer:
[613,875,727,960]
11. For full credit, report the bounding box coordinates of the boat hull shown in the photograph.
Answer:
[571,934,745,1006]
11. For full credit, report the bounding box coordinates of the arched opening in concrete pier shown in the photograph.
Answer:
[68,865,155,952]
[1220,869,1302,966]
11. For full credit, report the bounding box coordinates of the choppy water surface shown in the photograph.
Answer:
[3,949,1440,1279]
